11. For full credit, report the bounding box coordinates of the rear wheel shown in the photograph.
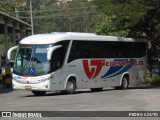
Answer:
[31,91,46,96]
[121,76,129,89]
[90,88,103,92]
[115,76,129,90]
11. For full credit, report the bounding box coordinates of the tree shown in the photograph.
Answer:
[92,0,160,66]
[0,0,27,12]
[91,15,128,36]
[0,0,96,33]
[11,0,96,33]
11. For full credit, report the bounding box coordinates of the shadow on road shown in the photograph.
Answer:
[21,84,160,97]
[22,88,114,97]
[128,85,160,90]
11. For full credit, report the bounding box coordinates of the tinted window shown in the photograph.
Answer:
[68,41,110,62]
[68,41,146,63]
[134,42,146,58]
[51,40,69,71]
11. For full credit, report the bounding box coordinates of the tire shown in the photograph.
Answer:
[65,79,76,94]
[90,88,103,92]
[114,76,129,90]
[31,91,46,96]
[120,76,129,89]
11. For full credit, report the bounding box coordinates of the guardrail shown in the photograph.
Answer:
[0,68,2,89]
[4,66,12,88]
[0,67,12,90]
[0,55,2,89]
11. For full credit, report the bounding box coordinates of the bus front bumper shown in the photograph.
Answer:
[12,80,50,91]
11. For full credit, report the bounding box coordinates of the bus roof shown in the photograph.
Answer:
[19,32,145,45]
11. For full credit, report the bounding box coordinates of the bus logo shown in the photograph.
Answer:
[83,59,144,79]
[83,60,105,79]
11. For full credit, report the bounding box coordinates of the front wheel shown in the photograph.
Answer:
[65,79,76,94]
[31,91,46,96]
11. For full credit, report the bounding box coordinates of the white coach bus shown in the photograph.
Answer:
[8,32,147,96]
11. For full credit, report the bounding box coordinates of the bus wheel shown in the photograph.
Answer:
[31,91,46,96]
[66,79,76,94]
[90,88,103,92]
[120,76,129,89]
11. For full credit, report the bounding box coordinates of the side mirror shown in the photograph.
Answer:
[7,46,18,60]
[47,45,62,60]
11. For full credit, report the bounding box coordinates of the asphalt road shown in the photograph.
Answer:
[0,86,160,120]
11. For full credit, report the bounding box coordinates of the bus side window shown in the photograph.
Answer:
[68,41,82,62]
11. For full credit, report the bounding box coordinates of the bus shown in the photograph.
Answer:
[7,32,147,96]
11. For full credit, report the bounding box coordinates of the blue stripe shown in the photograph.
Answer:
[101,59,135,79]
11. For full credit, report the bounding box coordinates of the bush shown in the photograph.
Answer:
[146,75,160,86]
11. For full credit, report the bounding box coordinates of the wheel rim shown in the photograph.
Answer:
[66,81,74,92]
[123,78,128,88]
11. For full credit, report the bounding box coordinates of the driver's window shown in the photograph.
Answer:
[51,48,63,71]
[51,40,69,71]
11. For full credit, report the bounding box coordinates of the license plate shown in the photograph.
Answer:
[25,86,32,90]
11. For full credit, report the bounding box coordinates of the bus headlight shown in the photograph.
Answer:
[39,76,54,82]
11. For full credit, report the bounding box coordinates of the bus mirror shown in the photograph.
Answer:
[7,46,18,60]
[47,45,62,60]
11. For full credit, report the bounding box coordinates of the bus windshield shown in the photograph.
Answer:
[13,44,52,76]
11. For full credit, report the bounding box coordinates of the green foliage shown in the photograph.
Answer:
[92,0,160,65]
[0,0,96,33]
[146,76,160,86]
[0,0,27,12]
[92,0,160,37]
[92,0,150,37]
[13,0,96,33]
[91,15,128,36]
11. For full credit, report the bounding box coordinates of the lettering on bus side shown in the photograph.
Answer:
[83,59,144,79]
[68,65,76,68]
